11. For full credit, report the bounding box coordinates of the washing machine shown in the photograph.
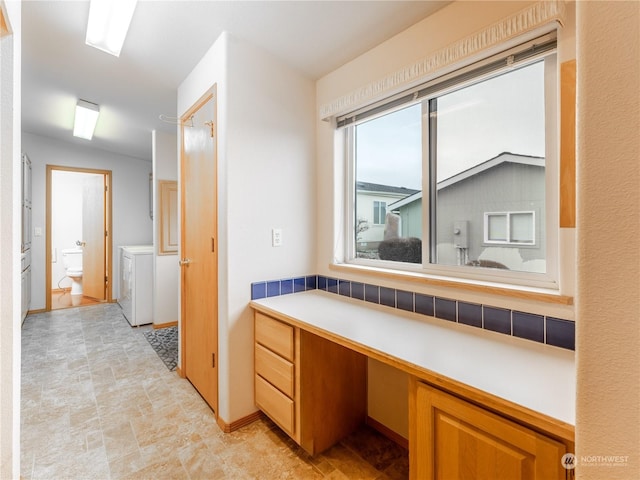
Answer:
[118,245,153,326]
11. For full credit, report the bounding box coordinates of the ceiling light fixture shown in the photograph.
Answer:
[73,100,100,140]
[85,0,138,57]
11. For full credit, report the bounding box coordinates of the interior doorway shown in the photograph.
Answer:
[46,166,112,311]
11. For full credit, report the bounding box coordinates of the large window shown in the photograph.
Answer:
[343,36,558,287]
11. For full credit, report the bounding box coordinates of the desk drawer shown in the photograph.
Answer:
[255,343,294,397]
[255,312,294,361]
[255,374,294,435]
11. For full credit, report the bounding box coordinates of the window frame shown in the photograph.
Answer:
[373,201,387,225]
[484,211,536,246]
[341,35,559,291]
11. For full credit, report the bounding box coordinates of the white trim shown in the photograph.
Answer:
[344,44,559,289]
[389,153,545,210]
[320,0,565,120]
[438,154,544,190]
[372,200,387,225]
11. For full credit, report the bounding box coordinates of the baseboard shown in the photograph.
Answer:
[153,321,178,329]
[366,416,408,450]
[217,410,264,433]
[27,308,47,315]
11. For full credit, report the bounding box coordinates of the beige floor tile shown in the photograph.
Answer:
[102,421,140,462]
[116,454,188,480]
[178,439,228,479]
[21,304,408,480]
[107,449,148,479]
[322,443,385,480]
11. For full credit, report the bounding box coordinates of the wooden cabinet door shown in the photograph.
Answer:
[411,381,566,480]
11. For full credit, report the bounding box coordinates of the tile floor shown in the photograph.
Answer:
[50,290,101,310]
[21,303,408,479]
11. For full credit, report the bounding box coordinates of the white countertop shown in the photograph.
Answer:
[251,290,575,428]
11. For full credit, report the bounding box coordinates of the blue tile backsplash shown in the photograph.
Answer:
[434,297,457,322]
[250,274,575,351]
[546,317,576,350]
[415,293,434,316]
[338,279,351,297]
[351,282,365,301]
[364,284,379,304]
[513,311,545,343]
[458,301,482,328]
[396,290,414,313]
[483,306,512,335]
[379,287,396,308]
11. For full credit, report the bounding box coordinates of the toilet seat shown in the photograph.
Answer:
[66,268,83,277]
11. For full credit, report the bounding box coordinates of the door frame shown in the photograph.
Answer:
[45,165,113,311]
[179,86,219,417]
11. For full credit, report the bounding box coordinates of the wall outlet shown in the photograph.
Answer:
[272,228,282,247]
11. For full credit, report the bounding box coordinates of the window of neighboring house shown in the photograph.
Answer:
[484,211,535,245]
[341,34,558,288]
[373,201,387,225]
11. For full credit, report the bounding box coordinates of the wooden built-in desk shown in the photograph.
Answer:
[250,290,575,479]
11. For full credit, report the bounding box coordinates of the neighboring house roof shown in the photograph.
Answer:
[356,181,419,196]
[388,152,544,210]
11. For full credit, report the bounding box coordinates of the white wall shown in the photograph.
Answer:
[22,132,153,309]
[316,1,576,440]
[178,32,316,424]
[0,0,21,477]
[152,130,179,326]
[575,2,640,478]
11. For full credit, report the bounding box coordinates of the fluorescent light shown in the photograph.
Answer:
[85,0,138,57]
[73,100,100,140]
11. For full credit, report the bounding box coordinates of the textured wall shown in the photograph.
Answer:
[0,1,21,477]
[178,32,316,424]
[152,130,179,327]
[575,1,640,478]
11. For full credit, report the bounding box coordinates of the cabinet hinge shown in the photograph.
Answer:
[212,353,216,368]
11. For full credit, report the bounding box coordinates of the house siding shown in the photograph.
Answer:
[436,162,545,268]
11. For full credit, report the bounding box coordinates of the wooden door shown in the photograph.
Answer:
[82,173,106,300]
[180,89,218,414]
[411,381,566,480]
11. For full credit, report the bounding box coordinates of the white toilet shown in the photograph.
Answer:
[61,248,83,306]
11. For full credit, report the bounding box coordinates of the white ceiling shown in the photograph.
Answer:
[22,0,449,161]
